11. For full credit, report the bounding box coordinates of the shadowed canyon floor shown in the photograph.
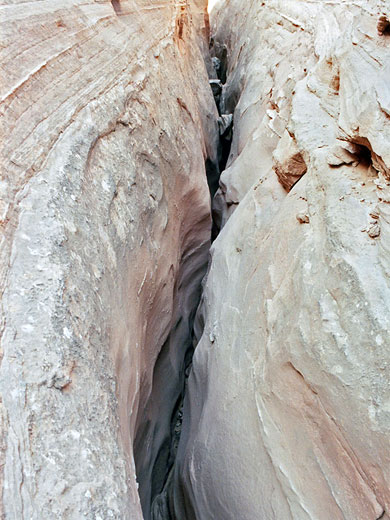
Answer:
[1,0,390,519]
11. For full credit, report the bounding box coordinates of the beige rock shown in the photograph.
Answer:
[173,1,390,519]
[0,1,218,519]
[273,130,307,191]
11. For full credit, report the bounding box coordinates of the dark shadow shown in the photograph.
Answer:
[205,158,220,198]
[111,0,122,15]
[219,125,232,173]
[378,15,390,36]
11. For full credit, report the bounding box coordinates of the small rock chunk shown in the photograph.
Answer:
[369,207,380,220]
[367,222,381,238]
[296,212,310,224]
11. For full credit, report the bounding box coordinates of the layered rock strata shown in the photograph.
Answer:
[0,1,218,518]
[173,1,390,519]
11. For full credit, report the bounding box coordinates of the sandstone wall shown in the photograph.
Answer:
[0,1,218,518]
[173,1,390,519]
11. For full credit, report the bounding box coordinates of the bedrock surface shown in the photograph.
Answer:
[0,1,219,518]
[2,0,390,519]
[172,1,390,519]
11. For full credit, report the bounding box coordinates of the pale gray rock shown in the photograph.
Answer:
[173,1,390,519]
[0,1,218,519]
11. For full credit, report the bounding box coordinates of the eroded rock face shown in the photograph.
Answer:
[0,1,218,518]
[173,1,390,519]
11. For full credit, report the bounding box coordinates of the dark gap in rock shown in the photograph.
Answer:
[150,391,183,501]
[351,138,390,179]
[206,156,224,241]
[328,137,390,179]
[133,29,236,520]
[210,38,228,84]
[351,141,373,168]
[209,36,234,173]
[111,0,122,15]
[207,45,236,241]
[209,79,223,113]
[205,158,220,198]
[218,114,233,172]
[327,138,376,171]
[378,14,390,36]
[134,244,207,520]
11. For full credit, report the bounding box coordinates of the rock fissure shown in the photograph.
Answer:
[134,42,234,519]
[167,2,390,520]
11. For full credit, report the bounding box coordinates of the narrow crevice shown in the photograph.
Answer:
[210,37,228,84]
[111,0,122,15]
[133,28,236,520]
[133,251,205,520]
[205,157,220,198]
[142,199,219,519]
[208,42,237,241]
[209,38,234,174]
[218,113,233,172]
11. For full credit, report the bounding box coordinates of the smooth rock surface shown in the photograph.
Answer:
[173,1,390,519]
[0,1,218,518]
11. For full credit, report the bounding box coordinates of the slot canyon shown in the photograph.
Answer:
[1,0,390,519]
